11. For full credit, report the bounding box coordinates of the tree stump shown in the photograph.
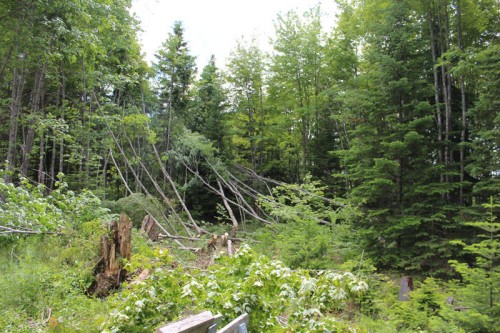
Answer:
[398,276,414,301]
[141,214,160,241]
[87,214,132,297]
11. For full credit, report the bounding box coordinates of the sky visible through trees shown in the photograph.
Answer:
[130,0,338,67]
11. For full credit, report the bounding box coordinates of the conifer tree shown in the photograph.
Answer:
[189,55,228,152]
[154,21,196,154]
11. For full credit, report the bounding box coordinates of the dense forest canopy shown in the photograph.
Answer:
[0,0,499,332]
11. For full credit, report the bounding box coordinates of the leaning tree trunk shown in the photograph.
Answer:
[87,214,132,297]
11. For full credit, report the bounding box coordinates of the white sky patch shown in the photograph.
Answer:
[130,0,338,70]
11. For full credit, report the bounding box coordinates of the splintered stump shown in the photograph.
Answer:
[87,214,132,297]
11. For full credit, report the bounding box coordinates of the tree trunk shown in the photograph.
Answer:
[49,138,56,190]
[217,180,239,236]
[58,70,66,176]
[398,276,414,301]
[437,0,452,189]
[21,68,46,177]
[427,8,444,186]
[5,67,26,182]
[141,214,161,241]
[456,0,467,205]
[37,130,46,185]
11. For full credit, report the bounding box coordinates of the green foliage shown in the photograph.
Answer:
[390,278,459,332]
[189,55,228,152]
[225,38,272,173]
[257,174,362,269]
[104,193,163,228]
[153,20,197,151]
[0,235,108,332]
[445,198,500,332]
[355,276,465,333]
[0,176,115,331]
[106,244,368,332]
[0,176,109,236]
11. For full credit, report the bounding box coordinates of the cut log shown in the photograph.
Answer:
[141,214,161,241]
[87,214,132,297]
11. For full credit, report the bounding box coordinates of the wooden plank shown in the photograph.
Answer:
[217,313,249,333]
[156,311,215,333]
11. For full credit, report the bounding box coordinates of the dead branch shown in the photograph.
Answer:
[181,160,273,225]
[0,225,63,235]
[158,234,204,242]
[234,164,347,207]
[119,127,192,236]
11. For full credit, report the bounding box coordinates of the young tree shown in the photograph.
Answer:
[154,21,196,155]
[269,6,325,178]
[447,198,500,332]
[335,0,455,271]
[225,39,269,172]
[189,55,228,151]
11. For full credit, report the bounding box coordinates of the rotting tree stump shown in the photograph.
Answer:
[87,214,132,297]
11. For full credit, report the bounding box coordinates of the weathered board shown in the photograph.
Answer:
[218,314,249,333]
[156,311,217,333]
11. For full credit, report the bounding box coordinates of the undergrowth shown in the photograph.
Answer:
[0,181,497,332]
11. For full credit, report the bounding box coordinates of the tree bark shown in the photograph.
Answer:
[48,138,56,190]
[37,130,46,185]
[58,70,66,176]
[437,0,452,189]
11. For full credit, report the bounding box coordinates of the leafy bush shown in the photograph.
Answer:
[256,174,362,269]
[0,176,109,236]
[105,244,368,332]
[103,193,164,228]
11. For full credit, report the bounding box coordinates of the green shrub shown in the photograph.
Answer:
[105,244,368,333]
[256,174,362,269]
[0,176,109,236]
[103,193,164,228]
[444,198,500,332]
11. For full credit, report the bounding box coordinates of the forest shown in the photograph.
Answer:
[0,0,498,332]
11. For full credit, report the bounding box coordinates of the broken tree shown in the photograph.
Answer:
[87,214,132,297]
